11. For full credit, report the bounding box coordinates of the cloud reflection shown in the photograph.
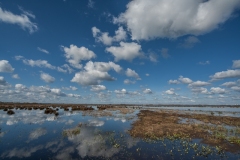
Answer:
[87,119,104,126]
[1,145,43,158]
[29,128,47,141]
[64,126,119,158]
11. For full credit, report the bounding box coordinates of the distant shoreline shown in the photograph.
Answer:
[0,102,239,107]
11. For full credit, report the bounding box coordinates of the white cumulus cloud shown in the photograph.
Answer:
[12,74,20,79]
[115,89,127,94]
[191,87,209,94]
[51,88,66,97]
[168,80,180,84]
[106,42,142,61]
[40,72,55,83]
[188,81,210,87]
[23,59,55,69]
[232,60,240,68]
[92,26,127,45]
[124,79,136,84]
[91,85,106,92]
[0,76,7,86]
[210,87,226,94]
[165,88,175,95]
[178,76,193,84]
[125,68,140,80]
[71,61,122,86]
[210,70,240,80]
[221,81,237,87]
[143,88,152,94]
[231,86,240,92]
[114,0,240,40]
[63,45,96,69]
[15,84,27,91]
[0,60,14,72]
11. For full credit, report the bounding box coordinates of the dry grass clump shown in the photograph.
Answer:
[44,108,59,116]
[64,107,69,111]
[38,106,45,110]
[72,105,94,111]
[106,107,134,114]
[97,105,113,110]
[1,105,14,110]
[130,110,240,153]
[33,106,38,110]
[0,106,4,110]
[7,110,15,115]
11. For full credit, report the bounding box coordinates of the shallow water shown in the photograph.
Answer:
[0,108,240,159]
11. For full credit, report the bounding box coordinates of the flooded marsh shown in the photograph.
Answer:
[0,103,240,159]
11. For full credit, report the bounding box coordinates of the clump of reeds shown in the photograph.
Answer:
[44,108,59,116]
[97,105,112,110]
[44,108,54,114]
[72,105,94,111]
[7,110,15,115]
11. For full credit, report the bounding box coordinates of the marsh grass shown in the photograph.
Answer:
[64,108,69,111]
[106,107,134,114]
[44,108,59,116]
[7,110,15,115]
[97,105,113,110]
[130,110,240,153]
[72,105,94,111]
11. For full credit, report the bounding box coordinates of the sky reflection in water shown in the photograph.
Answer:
[0,108,240,159]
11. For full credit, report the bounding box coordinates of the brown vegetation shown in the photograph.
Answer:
[44,108,59,116]
[72,105,94,111]
[130,110,240,153]
[106,107,134,114]
[7,110,15,115]
[97,105,112,110]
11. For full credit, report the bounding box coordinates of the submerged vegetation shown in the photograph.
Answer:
[62,123,82,137]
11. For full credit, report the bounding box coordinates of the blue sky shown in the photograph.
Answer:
[0,0,240,104]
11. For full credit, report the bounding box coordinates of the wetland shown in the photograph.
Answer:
[0,103,240,159]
